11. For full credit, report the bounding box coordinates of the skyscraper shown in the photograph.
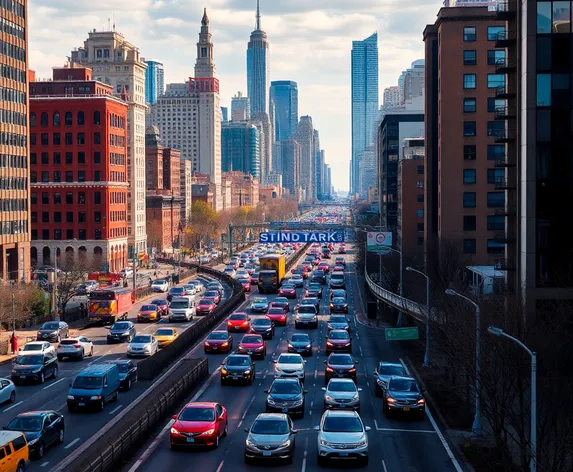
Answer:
[221,121,260,179]
[247,0,270,115]
[231,91,250,121]
[295,116,315,203]
[351,32,379,195]
[313,129,321,201]
[221,106,228,122]
[274,139,301,200]
[144,60,164,105]
[270,80,298,140]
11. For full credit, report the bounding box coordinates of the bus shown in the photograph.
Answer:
[88,288,135,324]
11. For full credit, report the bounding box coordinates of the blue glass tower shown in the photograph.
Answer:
[270,80,298,141]
[221,122,260,179]
[145,60,164,105]
[247,0,269,114]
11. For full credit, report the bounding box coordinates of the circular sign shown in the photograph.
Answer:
[375,233,387,244]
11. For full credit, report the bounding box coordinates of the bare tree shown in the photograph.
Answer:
[54,259,90,315]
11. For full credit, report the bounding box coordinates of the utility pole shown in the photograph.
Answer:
[132,253,137,291]
[228,223,233,258]
[52,251,58,316]
[12,293,15,332]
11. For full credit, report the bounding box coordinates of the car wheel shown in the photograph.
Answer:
[384,402,391,418]
[80,350,84,361]
[52,365,58,379]
[374,385,381,397]
[57,428,65,444]
[39,372,45,384]
[99,399,105,411]
[16,462,25,472]
[36,441,45,459]
[57,356,63,362]
[286,452,293,464]
[244,455,251,464]
[9,390,15,403]
[362,456,369,466]
[419,410,426,420]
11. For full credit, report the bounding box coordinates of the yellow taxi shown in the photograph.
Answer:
[153,328,178,348]
[0,430,29,472]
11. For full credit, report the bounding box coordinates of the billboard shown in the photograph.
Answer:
[259,231,344,243]
[367,232,392,251]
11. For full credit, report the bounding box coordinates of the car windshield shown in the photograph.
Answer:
[330,316,347,323]
[331,273,344,280]
[132,335,151,343]
[230,314,247,320]
[170,301,189,308]
[152,299,166,305]
[226,356,250,366]
[179,407,215,422]
[7,417,43,432]
[15,355,43,365]
[390,378,420,392]
[329,381,356,392]
[278,355,303,365]
[282,284,294,289]
[270,381,301,394]
[111,322,131,330]
[292,275,302,279]
[72,375,103,389]
[205,291,219,297]
[241,336,261,344]
[309,284,321,290]
[113,363,129,373]
[332,299,346,305]
[152,280,166,285]
[41,322,59,330]
[253,319,271,326]
[301,299,316,305]
[22,344,43,351]
[329,331,350,340]
[274,298,287,304]
[329,355,353,365]
[251,419,289,435]
[291,334,310,343]
[141,305,156,311]
[208,332,228,340]
[154,329,174,336]
[239,279,250,284]
[268,308,284,314]
[323,416,363,433]
[253,298,266,304]
[170,288,184,294]
[380,364,406,376]
[298,306,316,313]
[333,291,346,297]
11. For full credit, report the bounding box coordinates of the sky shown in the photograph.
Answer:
[28,0,441,191]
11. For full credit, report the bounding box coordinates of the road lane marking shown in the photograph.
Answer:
[3,401,23,412]
[64,438,80,449]
[215,460,224,472]
[359,346,363,356]
[40,462,50,467]
[237,394,256,429]
[382,459,389,472]
[42,377,67,390]
[301,436,309,472]
[109,404,123,415]
[377,427,437,433]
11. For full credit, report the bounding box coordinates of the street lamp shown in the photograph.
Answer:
[406,267,430,367]
[445,288,481,436]
[379,246,406,326]
[488,326,537,472]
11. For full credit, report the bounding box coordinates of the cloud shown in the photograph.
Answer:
[28,0,439,190]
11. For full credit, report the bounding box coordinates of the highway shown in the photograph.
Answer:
[124,246,463,472]
[0,272,231,471]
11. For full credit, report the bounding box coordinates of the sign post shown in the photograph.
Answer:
[366,232,393,252]
[259,231,345,243]
[384,327,419,341]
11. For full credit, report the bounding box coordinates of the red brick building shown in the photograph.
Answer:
[29,66,129,272]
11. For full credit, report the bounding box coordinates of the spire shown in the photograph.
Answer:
[202,7,209,26]
[255,0,261,30]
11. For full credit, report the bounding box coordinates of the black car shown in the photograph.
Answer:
[107,360,138,390]
[36,321,69,343]
[106,321,136,344]
[329,289,347,301]
[287,333,313,356]
[383,376,426,419]
[310,271,326,284]
[11,351,58,385]
[221,354,256,385]
[300,297,320,312]
[271,297,290,311]
[167,287,186,302]
[324,353,358,384]
[5,410,65,459]
[264,378,307,418]
[329,298,348,314]
[250,318,275,339]
[306,283,323,299]
[206,281,224,292]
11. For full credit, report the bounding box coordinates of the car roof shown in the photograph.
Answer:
[24,341,50,345]
[324,409,359,418]
[76,364,117,375]
[380,361,405,368]
[272,376,300,383]
[328,329,349,335]
[0,431,25,442]
[389,375,416,382]
[255,413,288,421]
[328,378,354,384]
[14,410,55,417]
[329,352,353,359]
[183,402,217,408]
[227,353,251,359]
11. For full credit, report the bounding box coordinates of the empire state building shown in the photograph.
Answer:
[247,0,269,115]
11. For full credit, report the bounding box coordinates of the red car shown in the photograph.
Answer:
[292,267,308,279]
[335,257,346,267]
[204,290,221,304]
[334,265,345,273]
[270,297,290,312]
[301,262,313,272]
[204,330,233,353]
[266,307,288,326]
[250,273,259,285]
[237,334,266,359]
[238,278,251,292]
[197,298,217,315]
[321,251,331,259]
[170,402,228,449]
[325,329,352,355]
[279,284,297,299]
[150,299,169,317]
[317,262,330,273]
[338,246,347,254]
[227,312,251,332]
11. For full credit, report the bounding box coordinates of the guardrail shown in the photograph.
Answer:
[52,357,208,472]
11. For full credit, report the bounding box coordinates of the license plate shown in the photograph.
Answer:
[403,406,410,412]
[248,351,253,354]
[337,374,344,377]
[78,402,85,407]
[262,451,271,456]
[340,452,349,457]
[212,347,217,350]
[282,408,288,412]
[19,375,25,379]
[232,375,238,379]
[186,437,195,443]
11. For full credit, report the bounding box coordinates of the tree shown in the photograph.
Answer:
[184,200,220,252]
[0,283,49,329]
[54,259,89,315]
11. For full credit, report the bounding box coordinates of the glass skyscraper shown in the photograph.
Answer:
[247,1,269,114]
[270,80,298,141]
[221,122,261,179]
[351,32,379,195]
[145,60,164,105]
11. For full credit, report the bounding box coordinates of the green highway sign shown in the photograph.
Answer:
[385,327,419,341]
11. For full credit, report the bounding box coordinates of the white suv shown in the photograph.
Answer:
[20,341,56,356]
[274,353,306,380]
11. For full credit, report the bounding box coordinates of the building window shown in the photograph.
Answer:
[41,171,49,183]
[65,133,73,145]
[54,229,62,240]
[94,170,101,181]
[54,193,61,204]
[32,230,38,240]
[66,229,74,240]
[31,193,37,205]
[78,212,86,223]
[487,192,505,207]
[94,192,101,204]
[463,121,476,136]
[94,211,101,222]
[95,229,102,240]
[77,111,85,126]
[40,133,48,145]
[78,152,85,164]
[40,112,48,127]
[30,171,37,183]
[30,113,36,127]
[41,152,49,165]
[417,223,424,232]
[417,209,424,218]
[30,152,37,165]
[66,212,73,223]
[463,74,477,89]
[417,165,424,175]
[65,112,72,126]
[54,152,61,164]
[487,26,505,40]
[487,121,505,136]
[66,193,73,205]
[79,192,86,205]
[487,215,505,231]
[53,112,60,126]
[42,193,49,205]
[537,74,551,106]
[54,212,61,223]
[463,169,477,184]
[417,194,424,203]
[463,215,476,231]
[463,239,476,254]
[42,229,49,240]
[94,132,101,144]
[417,236,424,246]
[31,212,37,223]
[487,240,505,254]
[30,134,36,146]
[65,171,73,182]
[464,145,477,160]
[487,74,505,88]
[463,192,476,208]
[41,212,49,223]
[487,168,505,184]
[463,98,477,113]
[488,50,505,65]
[78,171,86,182]
[94,111,101,125]
[201,47,207,57]
[94,151,101,164]
[487,145,505,160]
[487,98,506,113]
[65,152,73,164]
[77,133,85,145]
[463,50,477,65]
[463,26,476,41]
[537,3,552,33]
[53,171,61,182]
[53,133,60,145]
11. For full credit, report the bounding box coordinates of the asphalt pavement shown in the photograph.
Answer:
[123,246,464,472]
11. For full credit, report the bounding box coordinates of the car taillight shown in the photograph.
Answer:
[57,344,62,348]
[329,303,334,307]
[326,366,333,372]
[74,344,81,348]
[349,367,356,373]
[417,398,425,404]
[204,342,210,346]
[227,321,232,326]
[281,315,286,320]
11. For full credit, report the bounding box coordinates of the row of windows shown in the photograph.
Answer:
[463,49,506,67]
[0,153,26,168]
[0,16,24,40]
[536,73,570,106]
[109,135,126,147]
[32,191,102,205]
[463,26,505,42]
[29,111,126,129]
[462,239,505,255]
[110,153,126,166]
[110,191,126,204]
[463,121,505,137]
[0,176,26,190]
[0,85,26,104]
[32,228,116,241]
[463,144,506,161]
[30,169,126,183]
[0,63,26,83]
[32,210,126,223]
[463,215,505,232]
[0,220,27,236]
[0,108,26,126]
[537,2,573,34]
[463,98,506,114]
[0,40,25,62]
[0,198,26,212]
[31,131,104,146]
[462,168,505,184]
[0,132,26,146]
[0,0,25,18]
[30,151,128,167]
[463,74,505,89]
[462,191,505,208]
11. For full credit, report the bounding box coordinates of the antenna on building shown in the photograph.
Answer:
[107,18,111,30]
[113,13,116,31]
[255,0,261,30]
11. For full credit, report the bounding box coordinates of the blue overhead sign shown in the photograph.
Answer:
[259,231,345,243]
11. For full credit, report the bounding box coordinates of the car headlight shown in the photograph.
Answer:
[292,398,304,406]
[376,379,387,387]
[325,395,335,402]
[200,428,215,435]
[67,395,75,400]
[28,438,39,446]
[246,438,257,448]
[31,367,42,372]
[90,395,102,400]
[221,368,228,375]
[357,439,367,447]
[279,439,291,448]
[319,439,332,447]
[305,344,311,348]
[170,427,180,435]
[244,370,252,375]
[267,397,277,406]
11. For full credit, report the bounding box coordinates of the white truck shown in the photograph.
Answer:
[168,297,196,322]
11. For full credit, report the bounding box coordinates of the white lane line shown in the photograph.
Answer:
[237,394,257,429]
[377,427,437,433]
[400,358,464,472]
[314,368,318,379]
[215,460,224,472]
[42,377,67,390]
[382,459,389,472]
[64,438,80,449]
[40,461,50,467]
[301,436,309,472]
[3,401,23,412]
[109,404,123,415]
[358,346,363,356]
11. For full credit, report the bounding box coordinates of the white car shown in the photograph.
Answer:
[127,334,158,357]
[187,280,204,293]
[183,284,198,296]
[200,255,210,264]
[236,270,249,279]
[151,279,169,292]
[274,353,306,380]
[224,267,236,278]
[322,378,362,411]
[120,268,134,278]
[20,341,55,355]
[57,336,94,360]
[0,378,16,404]
[290,274,304,287]
[315,410,370,466]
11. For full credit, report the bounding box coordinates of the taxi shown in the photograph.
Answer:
[153,328,178,348]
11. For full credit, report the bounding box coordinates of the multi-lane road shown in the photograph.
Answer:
[124,246,464,472]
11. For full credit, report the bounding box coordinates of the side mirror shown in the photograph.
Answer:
[313,425,320,431]
[321,387,326,391]
[373,370,378,376]
[244,428,249,433]
[263,389,269,394]
[303,390,308,394]
[273,360,277,363]
[358,388,363,392]
[323,360,327,364]
[365,426,372,432]
[355,360,359,364]
[105,326,111,330]
[292,429,298,434]
[172,415,177,420]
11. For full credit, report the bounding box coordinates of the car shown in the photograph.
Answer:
[301,297,320,313]
[183,283,198,296]
[330,289,347,301]
[373,362,408,396]
[20,341,55,355]
[237,334,267,359]
[322,378,362,412]
[187,279,205,293]
[220,354,256,385]
[11,351,58,385]
[325,330,352,354]
[127,334,158,357]
[294,305,318,329]
[306,283,323,299]
[250,273,260,285]
[290,274,304,287]
[264,378,307,418]
[338,246,347,254]
[333,264,345,273]
[317,262,330,273]
[315,410,370,466]
[36,321,69,343]
[204,330,233,354]
[236,270,249,280]
[244,413,297,464]
[170,402,228,449]
[266,307,288,327]
[227,312,251,332]
[107,360,138,390]
[279,283,297,299]
[238,278,251,292]
[167,287,187,302]
[327,315,350,331]
[207,281,224,292]
[77,280,99,295]
[153,328,178,348]
[200,255,211,264]
[383,376,426,419]
[204,290,221,304]
[291,267,307,280]
[197,298,217,315]
[304,255,316,265]
[0,378,16,404]
[106,321,136,343]
[137,304,161,322]
[310,270,327,285]
[287,333,313,356]
[150,298,169,317]
[120,268,134,278]
[5,410,65,459]
[151,279,169,292]
[335,256,346,267]
[330,298,349,314]
[270,297,290,311]
[301,262,313,272]
[321,250,331,259]
[274,353,306,381]
[329,271,346,289]
[250,318,275,339]
[224,266,236,277]
[57,336,94,360]
[324,353,359,383]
